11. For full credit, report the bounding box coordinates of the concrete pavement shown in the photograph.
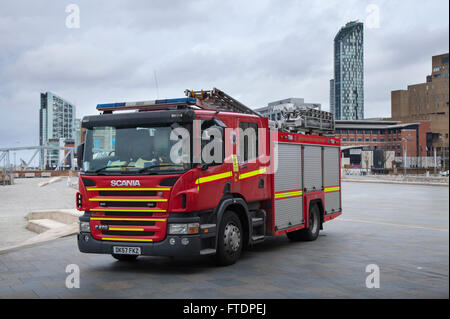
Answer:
[0,182,448,298]
[0,177,77,249]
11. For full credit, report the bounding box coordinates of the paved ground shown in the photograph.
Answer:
[0,177,77,249]
[0,182,448,298]
[343,173,449,186]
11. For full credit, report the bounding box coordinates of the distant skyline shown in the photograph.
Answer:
[0,0,449,147]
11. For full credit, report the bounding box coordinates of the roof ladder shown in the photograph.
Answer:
[185,88,262,117]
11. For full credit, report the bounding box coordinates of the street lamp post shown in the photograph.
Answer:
[402,137,408,176]
[440,136,446,172]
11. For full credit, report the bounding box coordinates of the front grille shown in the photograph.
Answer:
[99,190,157,196]
[102,231,155,236]
[104,211,154,217]
[100,220,156,226]
[100,202,157,208]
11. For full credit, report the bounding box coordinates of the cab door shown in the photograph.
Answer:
[236,117,268,202]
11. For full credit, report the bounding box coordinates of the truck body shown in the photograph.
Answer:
[76,89,342,265]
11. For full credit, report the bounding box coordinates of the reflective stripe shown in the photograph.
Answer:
[101,237,153,242]
[90,208,166,212]
[86,188,171,191]
[91,217,166,222]
[89,198,167,202]
[239,167,267,180]
[324,186,340,193]
[195,171,233,185]
[275,190,303,199]
[108,228,144,231]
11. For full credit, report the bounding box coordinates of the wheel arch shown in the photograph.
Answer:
[309,198,325,230]
[213,196,251,249]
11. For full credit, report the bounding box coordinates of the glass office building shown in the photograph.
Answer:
[333,21,364,120]
[39,91,76,168]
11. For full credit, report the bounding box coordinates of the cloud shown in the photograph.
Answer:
[0,0,448,152]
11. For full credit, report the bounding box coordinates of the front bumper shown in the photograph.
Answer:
[78,232,203,257]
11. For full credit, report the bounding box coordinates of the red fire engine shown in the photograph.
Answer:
[76,88,342,265]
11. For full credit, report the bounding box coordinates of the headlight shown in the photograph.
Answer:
[79,221,91,233]
[169,223,199,235]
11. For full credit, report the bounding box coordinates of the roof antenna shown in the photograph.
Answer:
[153,70,160,99]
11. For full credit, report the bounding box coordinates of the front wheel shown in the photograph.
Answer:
[213,211,243,266]
[287,203,321,242]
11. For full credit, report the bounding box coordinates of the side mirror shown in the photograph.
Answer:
[76,143,84,170]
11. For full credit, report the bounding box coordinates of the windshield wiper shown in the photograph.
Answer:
[91,164,133,173]
[138,164,184,173]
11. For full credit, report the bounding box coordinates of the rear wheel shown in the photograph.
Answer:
[213,211,243,266]
[112,254,138,262]
[287,203,321,242]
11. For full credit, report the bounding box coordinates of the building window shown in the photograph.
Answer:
[373,138,377,142]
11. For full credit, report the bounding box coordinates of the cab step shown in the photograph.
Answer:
[251,235,265,242]
[250,209,266,244]
[200,248,216,255]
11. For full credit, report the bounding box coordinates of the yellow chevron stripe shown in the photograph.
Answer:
[89,198,167,202]
[195,171,233,184]
[275,190,303,199]
[101,237,153,242]
[86,188,171,191]
[90,208,166,212]
[239,167,267,180]
[325,186,340,193]
[91,217,166,222]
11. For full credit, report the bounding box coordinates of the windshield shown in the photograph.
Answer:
[82,124,192,175]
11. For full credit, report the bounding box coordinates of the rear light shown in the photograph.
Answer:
[76,192,82,209]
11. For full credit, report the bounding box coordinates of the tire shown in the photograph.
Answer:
[286,203,321,242]
[111,254,138,262]
[213,211,243,266]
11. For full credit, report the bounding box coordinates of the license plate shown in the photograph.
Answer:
[113,246,141,255]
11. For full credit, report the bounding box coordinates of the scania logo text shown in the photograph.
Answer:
[110,180,141,187]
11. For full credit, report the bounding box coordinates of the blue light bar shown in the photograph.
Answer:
[155,98,196,105]
[96,102,126,110]
[96,97,196,111]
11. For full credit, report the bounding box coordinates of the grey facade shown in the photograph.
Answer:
[333,21,364,120]
[39,91,76,168]
[330,79,335,115]
[255,98,321,123]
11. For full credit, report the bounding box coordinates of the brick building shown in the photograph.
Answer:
[390,53,449,153]
[334,119,431,157]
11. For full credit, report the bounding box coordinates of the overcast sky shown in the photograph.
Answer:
[0,0,449,149]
